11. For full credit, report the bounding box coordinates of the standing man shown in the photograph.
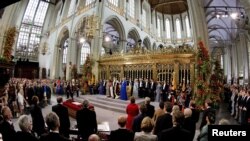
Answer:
[52,96,70,138]
[110,115,134,141]
[43,81,51,105]
[76,100,97,141]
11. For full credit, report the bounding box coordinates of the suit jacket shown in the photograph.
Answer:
[132,114,147,132]
[183,117,196,140]
[146,104,155,118]
[40,132,71,141]
[199,107,216,130]
[191,108,200,123]
[52,104,70,137]
[109,128,134,141]
[15,131,38,141]
[0,120,16,141]
[153,113,172,135]
[76,107,97,140]
[30,104,46,135]
[158,126,192,141]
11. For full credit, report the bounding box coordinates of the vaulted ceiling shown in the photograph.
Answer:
[204,0,248,52]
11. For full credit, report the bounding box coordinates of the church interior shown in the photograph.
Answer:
[0,0,249,141]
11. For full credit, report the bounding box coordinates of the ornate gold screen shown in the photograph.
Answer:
[98,47,196,89]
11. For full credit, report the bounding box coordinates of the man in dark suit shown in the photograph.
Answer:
[199,99,216,130]
[76,100,97,141]
[52,96,70,138]
[154,102,173,135]
[0,106,16,141]
[145,97,155,118]
[40,112,70,141]
[43,81,52,105]
[110,115,134,141]
[158,111,192,141]
[149,79,156,101]
[132,103,147,132]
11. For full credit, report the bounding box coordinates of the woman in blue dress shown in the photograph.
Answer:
[120,78,128,100]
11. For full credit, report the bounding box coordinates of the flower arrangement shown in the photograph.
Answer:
[82,54,93,82]
[3,27,16,62]
[209,60,223,108]
[195,40,211,107]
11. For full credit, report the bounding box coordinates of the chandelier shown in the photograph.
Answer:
[76,14,99,40]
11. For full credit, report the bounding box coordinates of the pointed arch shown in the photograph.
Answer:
[143,36,151,50]
[126,27,140,52]
[152,42,157,50]
[103,15,126,53]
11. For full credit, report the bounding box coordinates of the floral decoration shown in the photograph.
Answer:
[3,27,16,62]
[195,40,211,107]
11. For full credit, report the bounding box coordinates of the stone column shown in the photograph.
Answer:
[50,43,60,79]
[225,44,232,84]
[231,42,238,83]
[90,0,105,81]
[66,38,72,80]
[187,0,209,48]
[239,32,249,84]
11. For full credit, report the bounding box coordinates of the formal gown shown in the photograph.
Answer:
[155,83,162,102]
[133,81,139,98]
[120,80,128,100]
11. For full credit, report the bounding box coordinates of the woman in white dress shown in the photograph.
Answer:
[133,79,139,99]
[17,86,25,115]
[155,81,162,102]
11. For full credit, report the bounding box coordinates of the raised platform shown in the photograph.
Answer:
[75,95,146,114]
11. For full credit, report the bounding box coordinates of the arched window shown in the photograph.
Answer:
[185,16,191,37]
[165,18,171,39]
[80,42,91,65]
[157,17,161,37]
[142,9,146,28]
[176,18,181,39]
[129,0,135,18]
[108,0,118,6]
[16,0,49,60]
[86,0,95,6]
[62,39,69,64]
[62,48,68,64]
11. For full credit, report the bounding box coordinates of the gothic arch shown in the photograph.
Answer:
[126,28,140,52]
[142,36,151,49]
[56,26,70,78]
[103,15,126,53]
